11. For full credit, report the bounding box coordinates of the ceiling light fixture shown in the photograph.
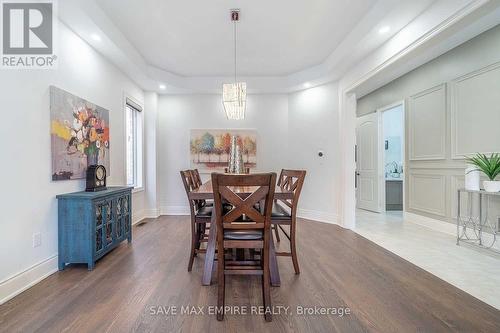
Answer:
[222,9,246,120]
[303,82,312,89]
[91,33,101,41]
[378,26,390,34]
[159,84,166,90]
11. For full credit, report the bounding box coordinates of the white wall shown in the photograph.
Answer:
[357,25,500,116]
[143,92,160,219]
[158,94,289,214]
[357,24,500,224]
[158,86,342,223]
[0,23,342,303]
[287,82,340,223]
[0,23,145,303]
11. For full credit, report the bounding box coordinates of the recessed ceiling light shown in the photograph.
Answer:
[378,26,390,34]
[91,33,101,41]
[159,84,166,90]
[303,82,312,89]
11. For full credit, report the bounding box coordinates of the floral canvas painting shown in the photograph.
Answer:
[50,86,110,180]
[190,129,257,171]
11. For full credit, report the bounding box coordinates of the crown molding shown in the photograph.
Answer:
[59,0,496,95]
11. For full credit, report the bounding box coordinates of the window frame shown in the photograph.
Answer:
[123,94,144,193]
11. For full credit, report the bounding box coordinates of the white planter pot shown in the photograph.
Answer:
[465,166,480,191]
[483,180,500,192]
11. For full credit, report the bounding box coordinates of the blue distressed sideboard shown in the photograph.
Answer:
[57,186,133,270]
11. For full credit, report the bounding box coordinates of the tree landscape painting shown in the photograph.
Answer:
[190,129,257,172]
[50,86,110,181]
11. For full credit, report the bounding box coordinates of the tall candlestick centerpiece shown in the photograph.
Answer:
[228,135,244,174]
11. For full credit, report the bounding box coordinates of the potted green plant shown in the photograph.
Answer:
[465,153,500,192]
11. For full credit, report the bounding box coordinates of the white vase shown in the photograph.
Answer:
[464,165,480,191]
[483,181,500,192]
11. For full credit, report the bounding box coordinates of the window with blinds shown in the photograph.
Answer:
[125,99,143,189]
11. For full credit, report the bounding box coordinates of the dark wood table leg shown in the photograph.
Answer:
[269,234,281,287]
[202,214,217,286]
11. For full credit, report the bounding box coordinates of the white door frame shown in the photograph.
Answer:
[377,100,406,212]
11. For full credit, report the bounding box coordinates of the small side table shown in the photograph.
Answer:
[457,188,499,252]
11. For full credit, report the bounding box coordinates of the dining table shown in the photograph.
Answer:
[190,180,294,286]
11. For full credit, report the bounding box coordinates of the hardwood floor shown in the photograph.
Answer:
[1,216,499,332]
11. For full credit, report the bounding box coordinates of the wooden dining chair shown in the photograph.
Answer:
[272,169,306,274]
[192,169,203,188]
[212,173,276,322]
[191,169,213,207]
[180,170,212,271]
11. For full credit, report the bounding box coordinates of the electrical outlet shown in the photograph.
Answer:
[33,233,41,248]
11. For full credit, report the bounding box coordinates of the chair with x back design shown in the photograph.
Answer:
[271,169,306,274]
[180,170,212,271]
[212,172,276,322]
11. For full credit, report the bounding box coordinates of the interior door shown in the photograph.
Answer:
[356,112,381,212]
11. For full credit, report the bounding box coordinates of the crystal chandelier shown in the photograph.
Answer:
[223,9,246,120]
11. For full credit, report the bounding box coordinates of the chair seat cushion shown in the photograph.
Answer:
[195,206,212,217]
[271,202,291,220]
[271,202,292,220]
[224,230,263,240]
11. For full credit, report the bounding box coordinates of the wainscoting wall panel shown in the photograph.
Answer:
[405,63,500,224]
[408,173,447,217]
[408,84,447,161]
[358,26,500,226]
[450,61,500,159]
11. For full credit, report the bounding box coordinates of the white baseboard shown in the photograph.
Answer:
[297,209,340,225]
[160,205,190,216]
[404,212,500,251]
[1,208,159,305]
[132,208,161,225]
[132,209,145,225]
[143,208,160,219]
[0,207,338,306]
[0,255,58,305]
[404,212,456,236]
[132,214,142,225]
[158,206,339,226]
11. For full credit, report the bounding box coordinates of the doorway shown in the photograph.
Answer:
[355,101,405,213]
[381,102,404,212]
